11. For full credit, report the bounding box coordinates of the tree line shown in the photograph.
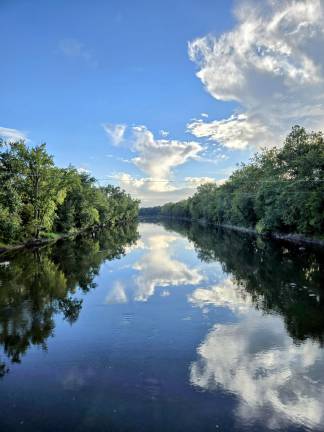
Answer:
[140,126,324,237]
[0,140,139,245]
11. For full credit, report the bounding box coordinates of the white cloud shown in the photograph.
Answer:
[103,124,206,205]
[103,123,127,146]
[188,0,324,149]
[159,129,170,137]
[114,172,225,206]
[113,172,174,194]
[188,114,270,150]
[185,176,225,187]
[131,125,203,179]
[0,126,27,142]
[77,167,91,174]
[58,38,98,67]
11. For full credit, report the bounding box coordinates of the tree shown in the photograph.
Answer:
[140,126,324,237]
[0,141,139,244]
[0,141,66,239]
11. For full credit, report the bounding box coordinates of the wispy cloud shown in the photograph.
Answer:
[103,123,127,146]
[77,167,91,174]
[0,126,28,142]
[58,38,98,68]
[159,129,170,137]
[185,177,225,187]
[105,153,130,163]
[188,0,324,149]
[105,281,128,304]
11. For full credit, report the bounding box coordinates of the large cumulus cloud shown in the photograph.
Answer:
[188,0,324,149]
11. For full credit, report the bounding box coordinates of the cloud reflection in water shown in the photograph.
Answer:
[189,279,324,429]
[105,224,204,303]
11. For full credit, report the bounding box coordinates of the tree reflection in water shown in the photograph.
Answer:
[157,219,324,429]
[0,220,323,430]
[0,223,139,377]
[160,219,324,343]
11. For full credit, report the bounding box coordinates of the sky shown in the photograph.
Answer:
[1,0,324,206]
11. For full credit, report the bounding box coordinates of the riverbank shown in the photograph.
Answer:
[219,223,324,247]
[0,230,86,255]
[0,221,134,256]
[139,216,324,248]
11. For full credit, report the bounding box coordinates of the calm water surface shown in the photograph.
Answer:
[0,221,324,432]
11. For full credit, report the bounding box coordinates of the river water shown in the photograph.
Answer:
[0,221,323,432]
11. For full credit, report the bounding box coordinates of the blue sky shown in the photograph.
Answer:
[1,0,324,205]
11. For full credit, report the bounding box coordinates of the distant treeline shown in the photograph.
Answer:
[0,140,139,244]
[140,126,324,237]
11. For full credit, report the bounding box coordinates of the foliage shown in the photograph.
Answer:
[140,126,324,237]
[0,140,139,243]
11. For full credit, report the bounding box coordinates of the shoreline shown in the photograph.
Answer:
[0,230,88,256]
[219,223,324,247]
[2,217,323,256]
[139,216,324,248]
[0,221,133,256]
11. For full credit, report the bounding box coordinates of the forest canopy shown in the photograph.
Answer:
[140,126,324,237]
[0,140,139,245]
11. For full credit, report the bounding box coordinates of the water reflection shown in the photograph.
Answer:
[0,223,139,377]
[105,223,204,303]
[0,220,323,432]
[192,314,324,429]
[161,220,324,429]
[132,224,203,301]
[162,219,324,343]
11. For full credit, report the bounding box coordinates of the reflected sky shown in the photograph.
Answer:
[0,222,323,432]
[105,223,205,303]
[190,280,324,430]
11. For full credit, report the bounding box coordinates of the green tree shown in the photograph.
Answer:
[140,125,324,238]
[0,141,139,244]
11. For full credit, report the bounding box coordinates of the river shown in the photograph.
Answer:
[0,221,323,432]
